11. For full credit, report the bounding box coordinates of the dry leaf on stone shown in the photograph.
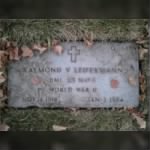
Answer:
[51,39,60,47]
[84,32,94,48]
[21,46,33,58]
[52,125,67,131]
[0,124,10,131]
[32,43,47,54]
[128,76,137,86]
[139,48,148,60]
[8,47,20,60]
[31,76,42,85]
[51,40,63,55]
[84,39,93,48]
[53,45,63,55]
[132,113,146,129]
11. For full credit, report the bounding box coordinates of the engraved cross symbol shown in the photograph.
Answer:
[68,46,80,63]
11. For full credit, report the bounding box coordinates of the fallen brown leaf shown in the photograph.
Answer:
[127,108,144,118]
[132,113,146,129]
[136,40,147,44]
[32,43,47,54]
[84,32,94,48]
[0,74,6,84]
[51,39,60,47]
[10,41,17,48]
[0,38,8,50]
[139,95,145,102]
[139,48,148,60]
[139,74,145,84]
[0,51,8,68]
[5,41,11,49]
[84,38,93,47]
[0,51,8,55]
[8,47,20,60]
[52,125,67,131]
[41,42,48,48]
[53,45,63,55]
[31,76,42,85]
[140,84,146,93]
[21,46,33,58]
[0,124,10,131]
[51,40,63,55]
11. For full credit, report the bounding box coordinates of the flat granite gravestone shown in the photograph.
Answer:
[8,42,139,108]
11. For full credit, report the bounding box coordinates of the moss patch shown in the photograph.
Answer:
[0,109,138,131]
[0,19,147,45]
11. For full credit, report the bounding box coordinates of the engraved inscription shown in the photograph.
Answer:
[68,46,80,63]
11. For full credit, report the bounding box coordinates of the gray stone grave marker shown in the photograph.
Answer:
[8,42,139,108]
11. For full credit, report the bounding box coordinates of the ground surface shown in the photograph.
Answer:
[0,19,148,131]
[1,108,138,131]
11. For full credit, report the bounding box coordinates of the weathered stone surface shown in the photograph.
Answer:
[8,42,139,108]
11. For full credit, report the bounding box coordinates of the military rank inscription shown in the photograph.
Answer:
[8,42,139,108]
